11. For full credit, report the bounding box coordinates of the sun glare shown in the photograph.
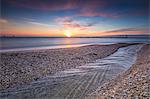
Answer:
[65,30,72,37]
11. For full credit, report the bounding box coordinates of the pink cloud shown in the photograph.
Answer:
[94,28,149,36]
[77,9,119,18]
[103,28,148,34]
[55,17,97,30]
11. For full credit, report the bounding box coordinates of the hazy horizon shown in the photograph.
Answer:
[1,34,150,38]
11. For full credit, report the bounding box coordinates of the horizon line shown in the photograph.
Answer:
[0,34,150,38]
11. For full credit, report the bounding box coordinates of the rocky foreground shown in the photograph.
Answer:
[87,44,150,98]
[0,43,131,90]
[0,43,143,99]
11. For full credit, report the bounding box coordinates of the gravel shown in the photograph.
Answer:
[87,44,150,98]
[0,43,131,90]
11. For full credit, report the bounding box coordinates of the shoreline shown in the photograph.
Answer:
[87,44,149,98]
[0,43,133,90]
[0,44,90,53]
[1,42,149,53]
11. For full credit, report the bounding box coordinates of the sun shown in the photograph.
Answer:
[65,30,72,37]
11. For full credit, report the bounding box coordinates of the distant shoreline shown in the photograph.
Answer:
[0,34,150,38]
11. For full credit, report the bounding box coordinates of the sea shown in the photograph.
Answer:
[0,36,149,52]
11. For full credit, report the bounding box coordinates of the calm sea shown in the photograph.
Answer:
[0,37,149,51]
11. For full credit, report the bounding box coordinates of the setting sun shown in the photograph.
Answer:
[65,30,72,37]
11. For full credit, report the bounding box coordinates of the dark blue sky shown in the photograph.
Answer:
[1,0,149,37]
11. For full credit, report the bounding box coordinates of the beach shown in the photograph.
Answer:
[1,0,149,98]
[87,44,150,98]
[0,43,130,90]
[0,43,149,99]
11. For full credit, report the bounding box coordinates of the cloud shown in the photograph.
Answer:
[55,17,98,30]
[0,18,9,32]
[27,21,51,27]
[5,0,148,18]
[0,18,8,24]
[95,27,149,36]
[103,28,148,33]
[24,18,56,27]
[6,0,106,10]
[77,10,118,18]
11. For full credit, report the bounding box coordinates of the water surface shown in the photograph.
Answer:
[0,37,149,51]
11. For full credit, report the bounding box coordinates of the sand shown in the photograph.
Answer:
[0,43,131,90]
[87,44,150,98]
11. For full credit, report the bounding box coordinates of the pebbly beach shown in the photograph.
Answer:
[87,44,150,98]
[0,43,149,99]
[0,43,131,90]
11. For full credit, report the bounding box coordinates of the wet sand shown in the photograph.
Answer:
[0,43,144,99]
[0,43,130,90]
[87,44,149,98]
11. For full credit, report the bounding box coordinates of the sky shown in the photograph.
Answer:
[1,0,149,37]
